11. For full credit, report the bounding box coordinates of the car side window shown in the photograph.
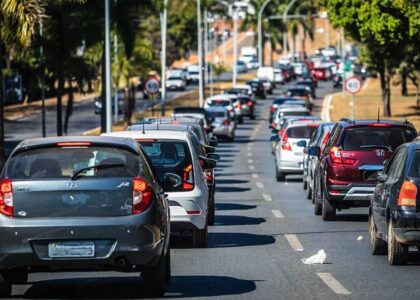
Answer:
[387,149,407,180]
[325,125,339,149]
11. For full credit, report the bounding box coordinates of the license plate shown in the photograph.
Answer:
[48,241,95,258]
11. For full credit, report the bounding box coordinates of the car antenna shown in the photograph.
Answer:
[377,108,380,123]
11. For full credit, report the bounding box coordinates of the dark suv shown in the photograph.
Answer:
[369,138,420,265]
[311,119,417,221]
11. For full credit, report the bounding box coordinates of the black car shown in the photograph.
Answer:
[269,97,298,123]
[296,79,316,98]
[369,138,420,265]
[246,79,266,99]
[0,136,171,297]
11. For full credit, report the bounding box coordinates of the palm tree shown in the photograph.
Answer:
[0,0,44,165]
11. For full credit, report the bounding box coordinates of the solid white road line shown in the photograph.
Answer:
[317,273,351,295]
[249,165,255,170]
[256,182,264,189]
[272,209,284,219]
[252,173,259,179]
[262,194,272,201]
[285,234,304,251]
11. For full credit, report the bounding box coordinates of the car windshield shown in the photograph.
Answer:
[6,147,139,179]
[139,141,193,192]
[342,127,417,151]
[408,150,420,178]
[168,77,182,80]
[287,126,319,138]
[208,111,226,118]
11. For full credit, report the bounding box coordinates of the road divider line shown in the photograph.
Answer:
[249,165,255,170]
[272,209,284,218]
[262,194,272,201]
[256,182,264,189]
[285,234,304,251]
[252,173,258,179]
[317,273,351,295]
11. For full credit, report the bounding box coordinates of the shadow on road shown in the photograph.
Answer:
[335,214,368,222]
[215,203,257,211]
[216,179,249,184]
[21,275,257,299]
[215,215,266,226]
[216,186,251,193]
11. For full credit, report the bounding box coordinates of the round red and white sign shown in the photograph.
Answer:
[145,78,160,95]
[344,76,362,94]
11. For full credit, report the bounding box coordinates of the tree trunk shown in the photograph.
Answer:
[0,43,5,167]
[401,71,408,96]
[64,85,74,135]
[56,72,64,136]
[100,50,106,133]
[301,28,307,59]
[128,83,136,125]
[292,34,296,62]
[123,85,129,128]
[379,66,392,117]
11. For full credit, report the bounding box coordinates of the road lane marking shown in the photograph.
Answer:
[247,152,252,157]
[272,209,284,219]
[248,159,253,164]
[256,182,264,189]
[252,173,259,179]
[249,165,255,170]
[285,234,304,251]
[262,194,272,201]
[317,273,351,295]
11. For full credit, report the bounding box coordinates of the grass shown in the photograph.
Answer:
[329,77,420,130]
[83,72,256,136]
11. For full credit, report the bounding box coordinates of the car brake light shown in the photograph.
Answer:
[281,133,292,151]
[272,122,278,128]
[57,142,92,147]
[235,103,241,109]
[278,128,286,138]
[0,179,13,216]
[329,146,357,165]
[368,123,392,127]
[205,169,213,182]
[247,101,253,106]
[398,181,417,207]
[307,124,319,127]
[270,106,276,112]
[183,164,194,190]
[132,177,152,214]
[223,119,230,126]
[186,210,201,215]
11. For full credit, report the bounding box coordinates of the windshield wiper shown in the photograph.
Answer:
[360,145,392,152]
[71,163,124,180]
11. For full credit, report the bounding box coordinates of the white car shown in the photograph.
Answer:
[271,107,311,130]
[274,121,321,181]
[205,94,237,122]
[102,130,213,247]
[166,76,186,91]
[273,68,284,84]
[187,65,200,83]
[257,66,275,83]
[232,84,253,97]
[206,107,235,141]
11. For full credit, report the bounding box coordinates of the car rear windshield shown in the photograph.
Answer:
[342,126,417,151]
[6,146,140,180]
[139,141,193,192]
[288,89,307,96]
[281,111,309,117]
[168,77,183,81]
[208,100,230,107]
[208,111,226,118]
[287,125,319,138]
[408,150,420,178]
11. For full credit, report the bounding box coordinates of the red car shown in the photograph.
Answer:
[311,67,331,81]
[310,119,418,221]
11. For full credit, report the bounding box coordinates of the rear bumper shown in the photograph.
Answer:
[0,213,166,271]
[327,183,375,208]
[393,211,420,245]
[276,154,304,173]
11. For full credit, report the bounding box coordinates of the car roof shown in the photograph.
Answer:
[13,136,140,154]
[286,120,322,128]
[102,130,189,141]
[129,123,190,132]
[339,119,415,128]
[277,107,309,112]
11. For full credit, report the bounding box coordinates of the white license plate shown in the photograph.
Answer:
[48,241,95,258]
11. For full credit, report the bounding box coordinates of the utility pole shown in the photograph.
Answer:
[104,0,112,132]
[40,19,46,137]
[204,8,208,85]
[282,0,298,56]
[197,0,204,106]
[113,33,118,122]
[232,8,238,85]
[160,0,168,116]
[258,0,271,66]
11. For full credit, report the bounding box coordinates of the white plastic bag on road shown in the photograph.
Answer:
[302,250,326,265]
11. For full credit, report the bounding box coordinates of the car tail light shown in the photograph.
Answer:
[329,146,357,165]
[132,177,152,214]
[186,210,201,215]
[247,101,253,106]
[281,133,292,151]
[235,103,241,109]
[278,128,286,138]
[57,142,92,147]
[398,181,417,207]
[270,106,277,112]
[272,122,278,128]
[183,164,194,190]
[0,179,13,217]
[368,123,392,127]
[223,119,230,126]
[205,169,213,182]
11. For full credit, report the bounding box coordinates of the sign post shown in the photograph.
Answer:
[344,76,362,119]
[144,78,161,117]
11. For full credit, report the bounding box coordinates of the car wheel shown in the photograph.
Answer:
[142,250,168,297]
[238,117,243,124]
[275,165,285,182]
[387,221,408,265]
[314,197,322,215]
[193,223,208,248]
[165,247,171,283]
[306,184,312,200]
[303,179,307,190]
[228,135,235,142]
[208,198,215,226]
[321,191,336,221]
[0,273,12,298]
[369,214,387,255]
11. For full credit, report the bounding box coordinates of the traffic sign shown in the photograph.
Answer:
[344,76,362,94]
[145,78,160,95]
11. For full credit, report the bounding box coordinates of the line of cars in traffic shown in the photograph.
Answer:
[268,82,420,266]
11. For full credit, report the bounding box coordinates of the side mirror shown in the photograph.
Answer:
[377,174,388,183]
[207,153,220,161]
[297,140,307,148]
[308,146,321,156]
[203,144,216,154]
[209,136,218,147]
[199,156,217,169]
[163,173,182,189]
[270,135,280,142]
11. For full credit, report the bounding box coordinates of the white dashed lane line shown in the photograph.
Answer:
[247,152,252,157]
[249,165,255,170]
[252,173,259,179]
[285,234,304,251]
[271,209,284,219]
[248,159,253,164]
[317,273,351,295]
[256,182,264,189]
[262,194,272,201]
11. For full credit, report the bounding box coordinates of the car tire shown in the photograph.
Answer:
[275,166,285,182]
[306,184,312,200]
[228,135,235,142]
[193,223,208,248]
[369,214,387,255]
[142,250,168,297]
[321,191,336,221]
[0,273,12,298]
[238,117,243,124]
[314,198,322,215]
[165,247,171,283]
[303,179,307,190]
[387,221,408,265]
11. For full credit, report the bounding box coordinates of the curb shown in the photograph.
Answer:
[321,94,333,122]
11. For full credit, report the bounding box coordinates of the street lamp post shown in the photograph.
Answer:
[282,0,298,56]
[104,0,112,132]
[197,0,204,107]
[232,8,238,85]
[39,19,46,137]
[258,0,271,66]
[160,0,168,116]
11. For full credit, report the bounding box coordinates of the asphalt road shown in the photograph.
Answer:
[11,79,420,299]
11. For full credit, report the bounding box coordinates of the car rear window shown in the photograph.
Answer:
[6,147,140,180]
[287,125,319,138]
[139,141,193,192]
[208,111,226,118]
[288,89,308,96]
[208,100,230,107]
[281,111,310,117]
[342,127,417,151]
[408,150,420,178]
